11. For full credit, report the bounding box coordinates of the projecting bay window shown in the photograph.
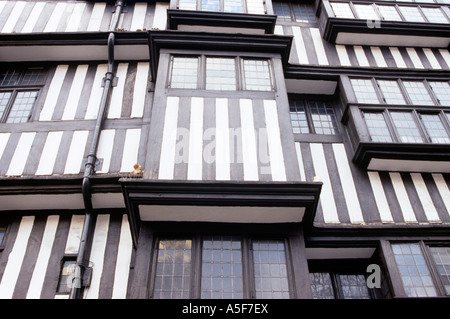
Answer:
[176,0,266,14]
[350,78,450,107]
[149,236,293,299]
[344,77,450,170]
[0,67,47,124]
[168,55,274,92]
[391,242,450,297]
[362,110,450,144]
[328,1,450,23]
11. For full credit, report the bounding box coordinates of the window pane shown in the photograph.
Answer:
[392,243,437,297]
[0,92,12,119]
[57,260,77,293]
[351,79,380,104]
[391,112,424,143]
[420,114,450,144]
[364,112,393,142]
[170,57,199,89]
[309,272,335,299]
[339,274,371,299]
[6,91,38,124]
[225,0,243,12]
[273,2,291,21]
[252,239,290,299]
[0,228,6,246]
[292,4,316,23]
[403,81,434,105]
[330,3,355,18]
[201,0,220,11]
[378,80,406,104]
[246,0,265,14]
[421,7,448,23]
[206,57,236,91]
[178,0,197,10]
[243,60,272,91]
[309,100,339,135]
[354,4,379,20]
[201,236,243,299]
[153,239,192,299]
[429,246,450,295]
[289,98,310,134]
[378,6,402,21]
[21,68,47,86]
[428,82,450,106]
[398,6,425,22]
[0,69,21,86]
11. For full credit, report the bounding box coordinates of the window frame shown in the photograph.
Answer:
[361,108,450,144]
[350,78,449,107]
[148,231,296,299]
[176,0,266,14]
[308,259,378,299]
[167,54,276,93]
[272,1,317,25]
[390,241,450,297]
[329,1,450,24]
[0,67,47,124]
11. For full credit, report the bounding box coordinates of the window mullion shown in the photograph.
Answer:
[384,109,401,143]
[241,236,254,299]
[3,90,18,123]
[413,110,431,143]
[419,241,446,296]
[192,234,202,299]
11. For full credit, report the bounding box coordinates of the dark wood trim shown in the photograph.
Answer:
[120,179,322,246]
[353,141,450,169]
[167,9,277,34]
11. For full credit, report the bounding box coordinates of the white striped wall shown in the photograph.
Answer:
[0,213,132,299]
[278,25,450,69]
[38,62,149,122]
[157,96,290,183]
[0,128,141,176]
[0,1,168,33]
[295,142,450,226]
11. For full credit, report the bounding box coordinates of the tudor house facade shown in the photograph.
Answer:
[0,0,449,299]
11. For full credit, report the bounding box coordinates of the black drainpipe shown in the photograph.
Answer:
[69,0,125,299]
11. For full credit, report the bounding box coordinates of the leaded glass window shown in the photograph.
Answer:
[421,7,448,23]
[0,67,47,124]
[338,274,371,299]
[403,81,434,106]
[242,60,272,91]
[170,57,199,89]
[291,4,316,23]
[429,246,450,295]
[252,239,290,299]
[289,96,339,135]
[420,114,450,144]
[309,272,335,299]
[153,239,192,299]
[206,57,237,91]
[201,236,243,299]
[201,0,220,11]
[429,82,450,106]
[178,0,197,10]
[398,6,426,22]
[354,4,379,20]
[391,112,424,143]
[309,100,339,135]
[330,2,355,18]
[273,2,291,21]
[351,79,380,104]
[392,243,438,297]
[224,0,243,12]
[364,112,393,142]
[378,80,406,105]
[290,100,310,134]
[57,259,77,294]
[378,5,403,21]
